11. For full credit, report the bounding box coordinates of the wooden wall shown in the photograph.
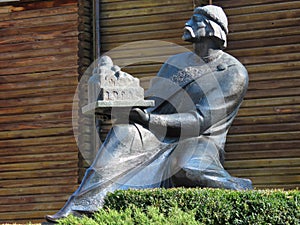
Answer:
[0,0,80,223]
[213,0,300,189]
[97,0,300,190]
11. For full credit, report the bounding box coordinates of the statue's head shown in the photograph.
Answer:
[182,5,228,49]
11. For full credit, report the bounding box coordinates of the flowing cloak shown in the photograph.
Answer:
[69,51,249,211]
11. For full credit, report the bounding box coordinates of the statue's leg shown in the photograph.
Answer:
[46,123,163,222]
[171,166,253,190]
[170,151,253,190]
[166,140,253,190]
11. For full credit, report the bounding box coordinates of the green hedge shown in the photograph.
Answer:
[59,188,300,225]
[58,206,198,225]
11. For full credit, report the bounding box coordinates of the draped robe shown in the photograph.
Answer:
[63,51,252,212]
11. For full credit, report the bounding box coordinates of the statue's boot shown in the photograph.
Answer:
[231,177,253,190]
[45,195,81,223]
[45,166,105,223]
[171,167,254,191]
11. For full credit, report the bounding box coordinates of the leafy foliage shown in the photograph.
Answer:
[58,206,198,225]
[59,188,300,225]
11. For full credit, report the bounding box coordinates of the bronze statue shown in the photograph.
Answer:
[46,5,252,222]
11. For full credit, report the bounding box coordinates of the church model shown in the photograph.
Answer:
[83,56,154,114]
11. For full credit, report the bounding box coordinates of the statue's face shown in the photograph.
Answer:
[182,14,213,42]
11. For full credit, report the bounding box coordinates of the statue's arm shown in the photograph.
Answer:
[129,108,203,138]
[148,111,202,137]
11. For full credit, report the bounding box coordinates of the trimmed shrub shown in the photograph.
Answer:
[58,206,199,225]
[59,188,300,225]
[105,188,299,225]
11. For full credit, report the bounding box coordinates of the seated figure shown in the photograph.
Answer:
[46,5,253,222]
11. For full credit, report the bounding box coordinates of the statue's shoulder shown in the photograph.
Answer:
[164,52,193,67]
[217,52,248,91]
[220,52,248,81]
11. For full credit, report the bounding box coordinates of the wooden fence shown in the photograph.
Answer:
[0,0,80,223]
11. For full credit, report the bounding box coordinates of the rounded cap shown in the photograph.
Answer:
[194,5,228,34]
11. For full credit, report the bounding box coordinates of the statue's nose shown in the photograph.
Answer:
[197,21,206,28]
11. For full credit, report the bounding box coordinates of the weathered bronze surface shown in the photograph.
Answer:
[46,5,252,222]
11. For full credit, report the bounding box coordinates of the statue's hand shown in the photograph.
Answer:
[129,108,150,126]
